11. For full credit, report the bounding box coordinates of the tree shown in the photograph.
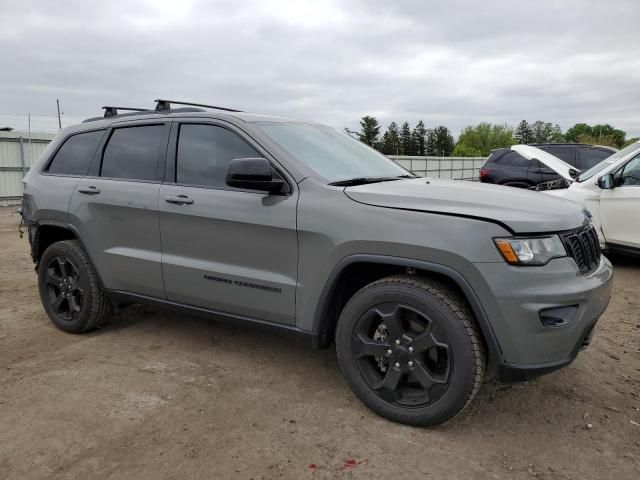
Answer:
[429,126,455,157]
[452,143,483,157]
[622,137,640,148]
[454,123,514,156]
[514,120,533,144]
[411,120,427,156]
[357,115,381,147]
[565,123,626,148]
[530,120,564,143]
[399,121,414,155]
[381,122,400,155]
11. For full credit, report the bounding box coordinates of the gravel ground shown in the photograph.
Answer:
[0,207,638,479]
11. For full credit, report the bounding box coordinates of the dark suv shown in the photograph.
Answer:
[20,100,613,426]
[480,143,617,188]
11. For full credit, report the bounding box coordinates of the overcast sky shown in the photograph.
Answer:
[1,0,639,138]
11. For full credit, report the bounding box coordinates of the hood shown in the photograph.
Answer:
[344,178,587,233]
[511,145,578,181]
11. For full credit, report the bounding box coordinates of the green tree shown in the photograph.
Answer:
[411,120,427,155]
[455,123,515,156]
[452,143,483,157]
[530,120,564,143]
[381,122,400,155]
[357,115,381,147]
[429,126,455,157]
[399,121,414,155]
[622,137,640,148]
[514,120,533,144]
[565,123,626,148]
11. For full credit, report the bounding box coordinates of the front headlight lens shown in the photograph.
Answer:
[494,235,566,265]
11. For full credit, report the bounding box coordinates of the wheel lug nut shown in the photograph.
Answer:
[408,361,414,367]
[393,362,400,369]
[408,347,414,353]
[395,339,401,345]
[386,349,392,355]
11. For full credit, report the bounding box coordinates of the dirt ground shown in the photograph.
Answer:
[0,207,638,480]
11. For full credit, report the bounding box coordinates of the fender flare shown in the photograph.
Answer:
[29,220,106,289]
[312,254,503,364]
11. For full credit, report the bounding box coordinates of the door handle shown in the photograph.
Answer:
[78,186,100,195]
[165,195,194,205]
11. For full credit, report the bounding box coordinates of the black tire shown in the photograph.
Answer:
[335,275,485,426]
[38,240,113,333]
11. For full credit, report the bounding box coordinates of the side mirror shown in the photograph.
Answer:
[226,158,284,193]
[568,168,580,179]
[597,173,614,190]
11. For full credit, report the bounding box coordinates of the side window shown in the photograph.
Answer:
[496,152,530,168]
[47,130,104,176]
[540,147,575,165]
[101,125,165,181]
[618,155,640,186]
[577,148,611,170]
[176,124,261,188]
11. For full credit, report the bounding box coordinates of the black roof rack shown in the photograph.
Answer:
[154,99,242,113]
[102,106,149,118]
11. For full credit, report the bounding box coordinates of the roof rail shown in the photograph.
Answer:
[154,99,242,113]
[102,106,149,118]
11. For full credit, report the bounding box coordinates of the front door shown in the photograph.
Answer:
[600,154,640,248]
[159,122,298,325]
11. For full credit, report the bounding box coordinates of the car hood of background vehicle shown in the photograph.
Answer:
[344,178,587,233]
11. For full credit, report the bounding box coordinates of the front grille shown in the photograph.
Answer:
[560,224,601,274]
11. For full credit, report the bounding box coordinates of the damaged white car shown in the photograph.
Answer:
[526,142,640,254]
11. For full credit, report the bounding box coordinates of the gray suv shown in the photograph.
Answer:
[21,100,613,426]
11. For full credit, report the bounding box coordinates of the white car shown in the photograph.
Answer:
[537,141,640,254]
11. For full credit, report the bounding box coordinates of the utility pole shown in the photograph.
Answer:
[56,99,62,129]
[28,113,32,164]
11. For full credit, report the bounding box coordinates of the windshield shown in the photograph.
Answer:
[578,142,640,182]
[256,123,409,182]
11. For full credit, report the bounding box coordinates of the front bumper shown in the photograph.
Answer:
[464,254,613,382]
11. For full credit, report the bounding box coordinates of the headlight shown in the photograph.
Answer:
[494,235,566,266]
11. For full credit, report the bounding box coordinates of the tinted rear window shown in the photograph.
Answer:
[100,125,164,181]
[47,130,104,176]
[494,151,530,167]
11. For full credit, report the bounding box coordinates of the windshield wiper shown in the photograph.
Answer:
[328,175,413,187]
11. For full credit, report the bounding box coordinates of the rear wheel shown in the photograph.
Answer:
[336,275,485,426]
[38,240,113,333]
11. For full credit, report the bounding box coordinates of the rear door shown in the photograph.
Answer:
[68,122,169,298]
[600,154,640,248]
[158,121,298,324]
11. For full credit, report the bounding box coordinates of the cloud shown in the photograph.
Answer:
[1,0,639,137]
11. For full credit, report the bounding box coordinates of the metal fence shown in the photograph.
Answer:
[0,131,54,205]
[389,156,486,181]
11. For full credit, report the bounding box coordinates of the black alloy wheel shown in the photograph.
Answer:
[352,302,452,407]
[38,240,113,333]
[336,275,485,426]
[43,255,84,322]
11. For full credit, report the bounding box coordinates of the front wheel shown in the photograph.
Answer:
[335,275,485,426]
[38,240,113,333]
